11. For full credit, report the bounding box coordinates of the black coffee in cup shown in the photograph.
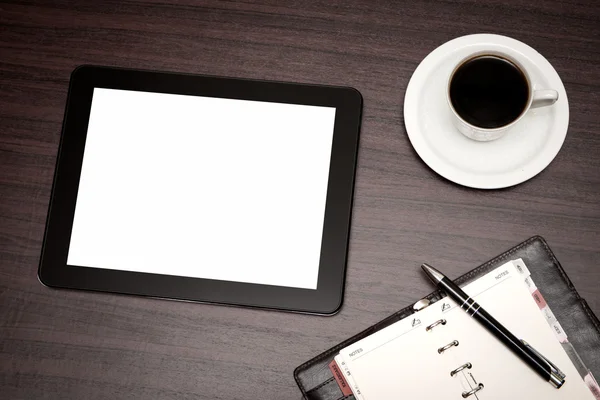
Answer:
[449,55,529,129]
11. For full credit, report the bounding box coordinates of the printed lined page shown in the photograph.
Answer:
[338,262,595,400]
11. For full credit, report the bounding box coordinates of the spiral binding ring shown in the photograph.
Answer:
[425,319,447,331]
[450,362,472,376]
[438,340,459,354]
[462,383,484,398]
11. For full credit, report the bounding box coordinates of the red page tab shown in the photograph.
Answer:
[328,359,352,396]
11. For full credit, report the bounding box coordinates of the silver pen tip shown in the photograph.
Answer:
[549,370,566,388]
[421,263,445,283]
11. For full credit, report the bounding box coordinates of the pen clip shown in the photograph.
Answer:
[521,339,566,387]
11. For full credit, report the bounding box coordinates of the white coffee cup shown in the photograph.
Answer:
[447,51,558,141]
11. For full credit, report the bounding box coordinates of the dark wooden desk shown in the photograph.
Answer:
[1,1,599,399]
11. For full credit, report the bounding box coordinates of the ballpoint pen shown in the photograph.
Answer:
[421,263,566,388]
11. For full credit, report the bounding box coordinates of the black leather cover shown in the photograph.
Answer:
[294,236,600,400]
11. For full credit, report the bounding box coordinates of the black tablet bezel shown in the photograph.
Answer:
[38,65,362,315]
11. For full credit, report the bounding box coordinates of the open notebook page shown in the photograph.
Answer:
[338,262,594,400]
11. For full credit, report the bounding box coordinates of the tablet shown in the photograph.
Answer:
[38,66,362,315]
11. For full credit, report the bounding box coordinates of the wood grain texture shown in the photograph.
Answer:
[1,1,599,399]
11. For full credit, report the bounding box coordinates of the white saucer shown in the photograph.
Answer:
[404,34,569,189]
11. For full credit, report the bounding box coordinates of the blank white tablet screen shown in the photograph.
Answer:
[67,88,336,290]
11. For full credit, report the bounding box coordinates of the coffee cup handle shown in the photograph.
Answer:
[531,89,559,109]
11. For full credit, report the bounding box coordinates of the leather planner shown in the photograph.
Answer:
[293,236,600,400]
